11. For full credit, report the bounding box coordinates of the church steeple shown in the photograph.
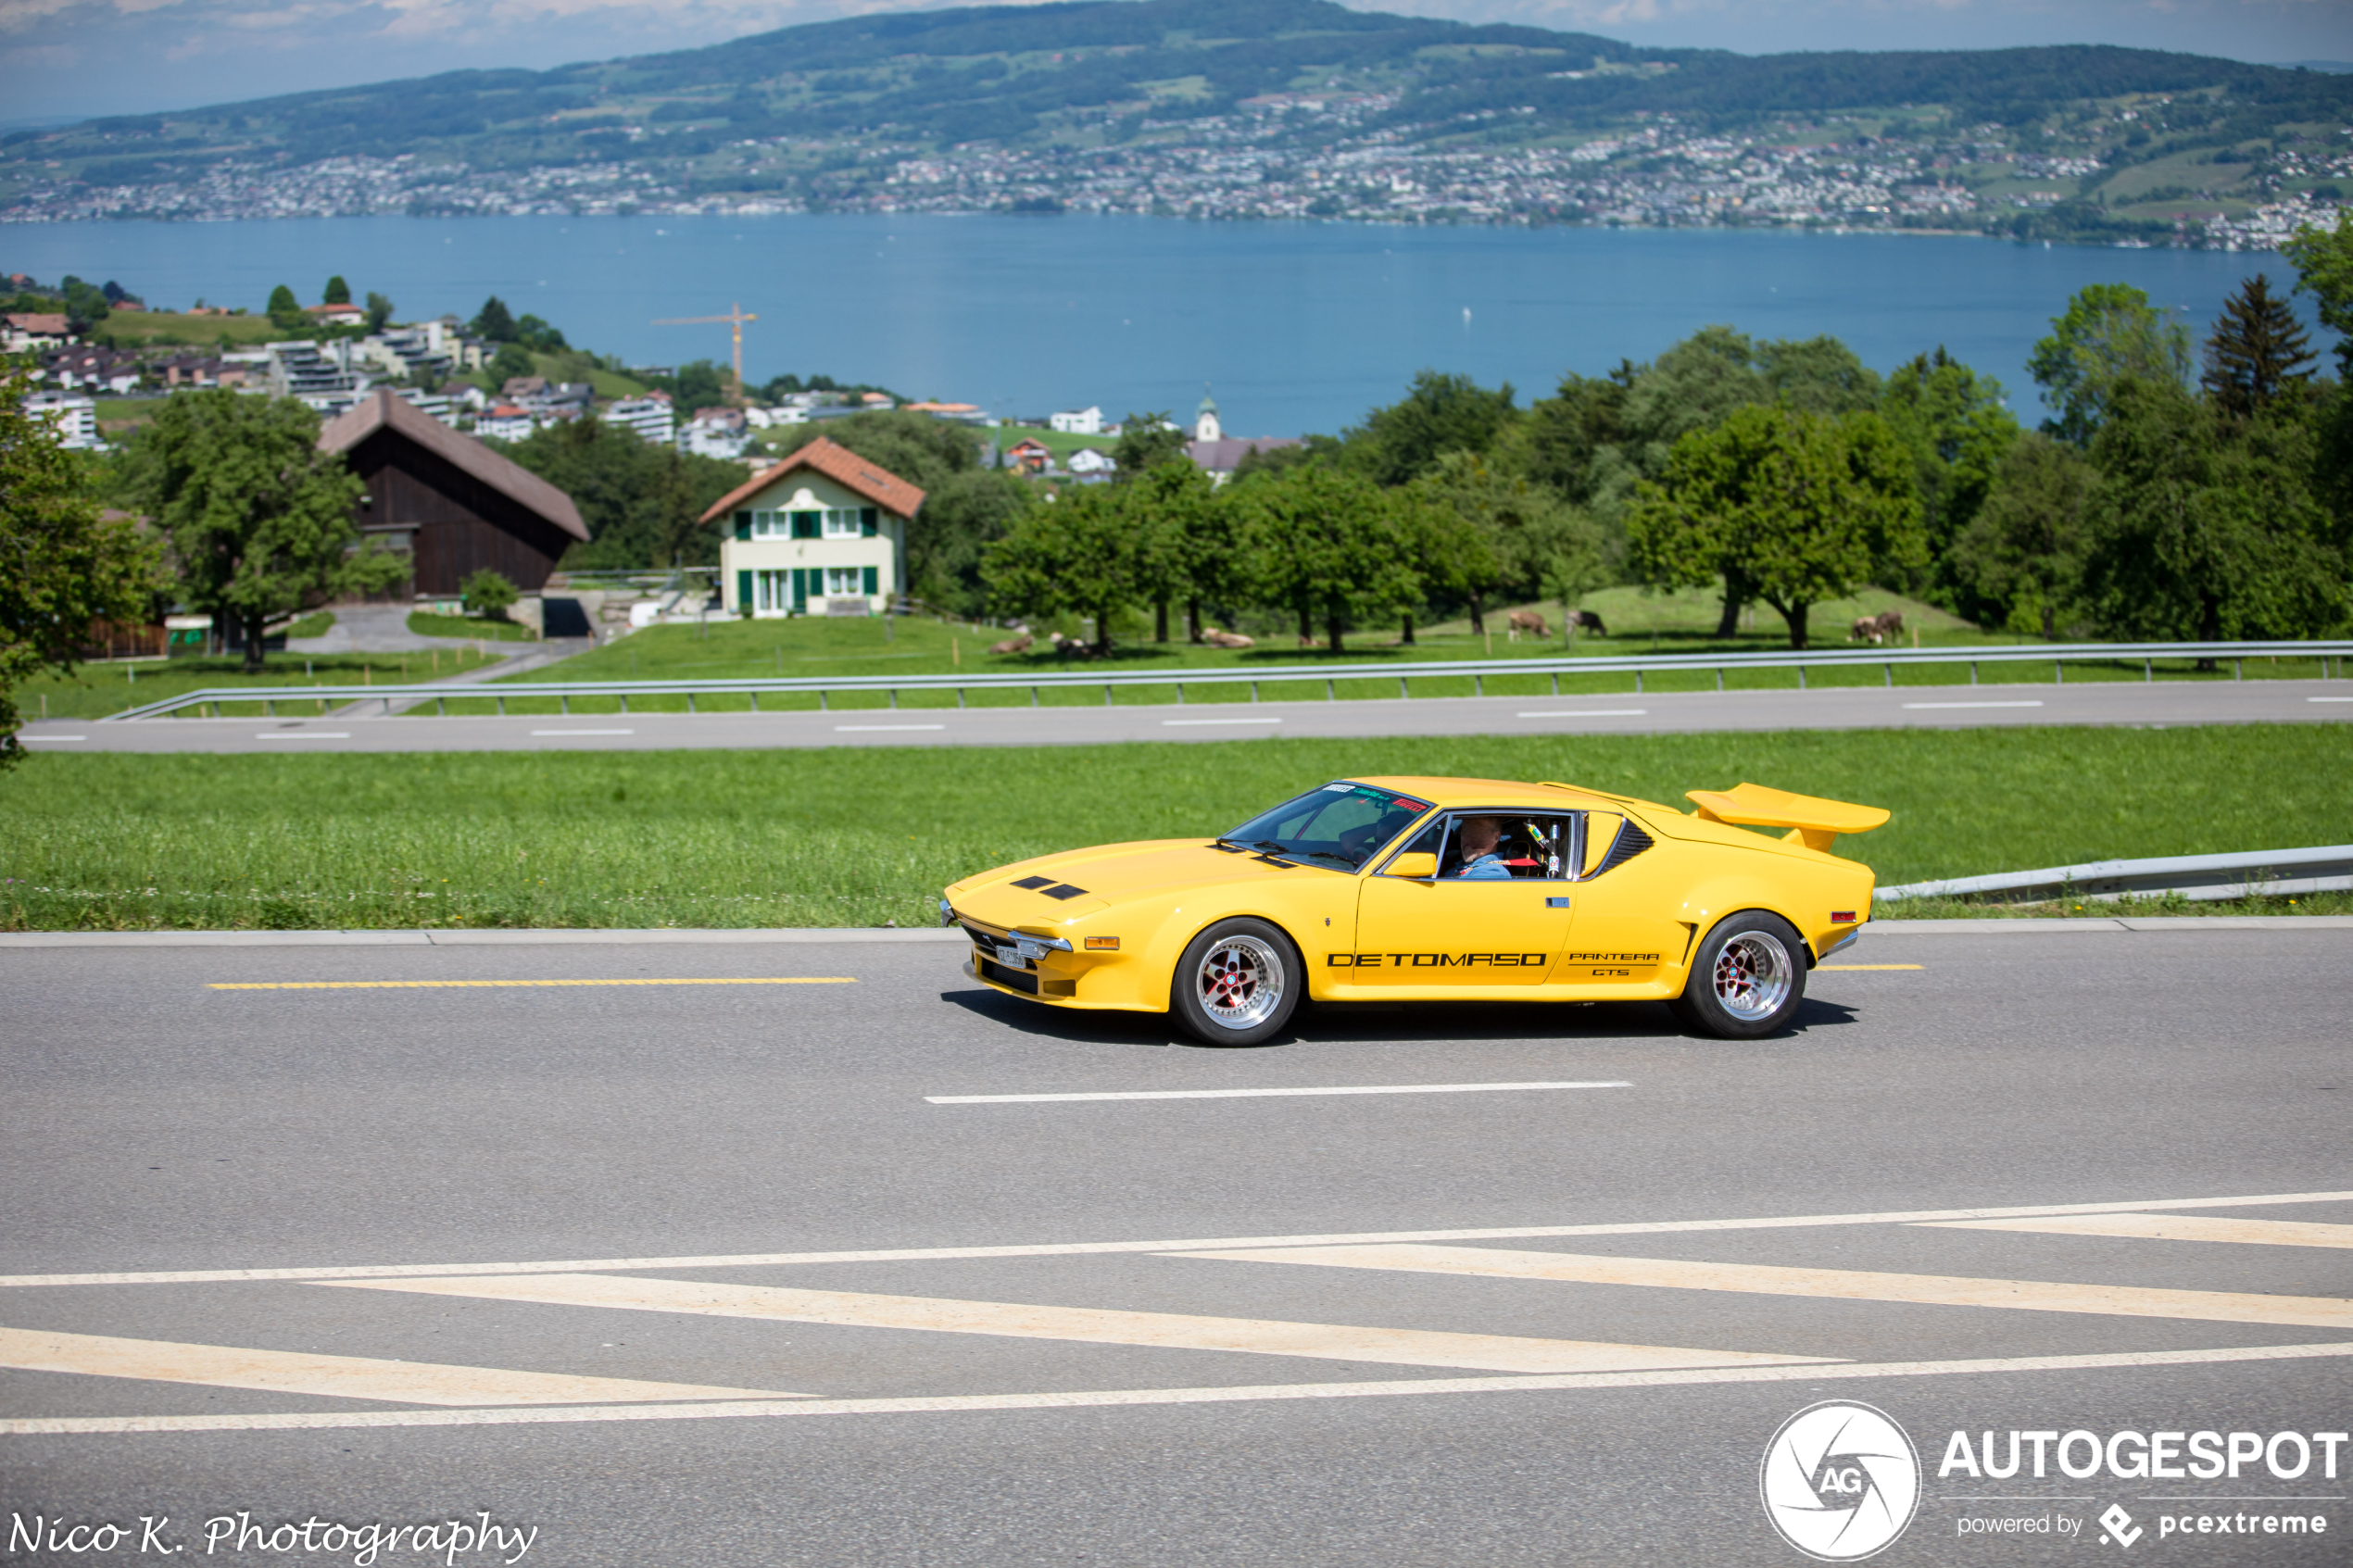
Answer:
[1194,384,1221,443]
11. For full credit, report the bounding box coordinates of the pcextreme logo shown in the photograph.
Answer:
[1761,1400,1923,1562]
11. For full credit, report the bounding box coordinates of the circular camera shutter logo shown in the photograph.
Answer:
[1759,1400,1921,1562]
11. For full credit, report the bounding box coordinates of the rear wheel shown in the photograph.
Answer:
[1669,912,1807,1039]
[1171,917,1301,1047]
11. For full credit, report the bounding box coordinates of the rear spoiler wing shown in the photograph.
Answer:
[1683,783,1891,854]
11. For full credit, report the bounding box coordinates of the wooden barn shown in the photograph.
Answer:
[318,389,589,596]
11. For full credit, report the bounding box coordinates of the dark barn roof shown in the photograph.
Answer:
[320,390,588,542]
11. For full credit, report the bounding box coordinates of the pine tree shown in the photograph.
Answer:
[2201,273,2316,420]
[322,274,351,306]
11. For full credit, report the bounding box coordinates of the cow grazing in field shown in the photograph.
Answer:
[1506,609,1549,642]
[988,633,1033,655]
[1849,611,1905,646]
[1201,627,1253,649]
[1567,608,1606,636]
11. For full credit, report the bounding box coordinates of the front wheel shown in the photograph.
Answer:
[1668,912,1807,1039]
[1170,917,1301,1047]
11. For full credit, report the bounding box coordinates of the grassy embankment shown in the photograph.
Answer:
[4,724,2345,932]
[19,643,511,722]
[396,585,2332,718]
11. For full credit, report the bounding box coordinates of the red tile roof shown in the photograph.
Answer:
[698,435,926,523]
[318,389,588,542]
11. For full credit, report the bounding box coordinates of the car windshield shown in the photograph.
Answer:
[1219,782,1433,870]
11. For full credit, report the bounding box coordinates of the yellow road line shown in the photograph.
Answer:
[1817,963,1923,971]
[9,1342,2352,1437]
[208,978,856,990]
[1925,1214,2353,1249]
[0,1325,809,1407]
[1177,1244,2353,1329]
[321,1273,1830,1376]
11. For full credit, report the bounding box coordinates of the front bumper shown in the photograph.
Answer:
[947,906,1079,1001]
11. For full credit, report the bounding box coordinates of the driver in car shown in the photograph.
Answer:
[1453,816,1512,880]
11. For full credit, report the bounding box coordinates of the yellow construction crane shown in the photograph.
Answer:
[650,301,758,401]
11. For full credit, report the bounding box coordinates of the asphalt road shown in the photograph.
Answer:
[2,927,2347,1565]
[19,677,2352,753]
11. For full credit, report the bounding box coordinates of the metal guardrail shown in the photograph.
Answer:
[1877,845,2353,904]
[103,638,2353,721]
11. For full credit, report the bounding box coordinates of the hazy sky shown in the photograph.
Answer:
[4,0,2347,127]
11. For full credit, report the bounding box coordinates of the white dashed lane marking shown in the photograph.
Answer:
[925,1081,1632,1104]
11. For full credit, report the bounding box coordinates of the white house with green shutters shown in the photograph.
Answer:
[704,436,927,617]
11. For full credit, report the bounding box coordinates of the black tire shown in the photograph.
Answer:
[1170,917,1302,1047]
[1669,911,1808,1039]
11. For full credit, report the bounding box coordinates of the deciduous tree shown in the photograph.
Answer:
[1879,346,2021,611]
[1338,370,1518,487]
[983,486,1134,654]
[2283,208,2353,374]
[506,415,752,572]
[322,275,351,307]
[1112,411,1188,477]
[119,391,404,673]
[0,370,158,762]
[1625,406,1924,649]
[265,282,306,333]
[1947,433,2095,639]
[2078,377,2345,643]
[1234,465,1414,652]
[2028,282,2193,445]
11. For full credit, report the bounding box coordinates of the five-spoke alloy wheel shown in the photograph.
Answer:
[1669,911,1808,1039]
[1171,917,1302,1047]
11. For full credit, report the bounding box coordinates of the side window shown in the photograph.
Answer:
[1430,813,1577,881]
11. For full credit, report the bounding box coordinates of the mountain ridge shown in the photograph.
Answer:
[6,0,2347,245]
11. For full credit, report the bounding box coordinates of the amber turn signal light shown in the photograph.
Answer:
[1084,936,1121,950]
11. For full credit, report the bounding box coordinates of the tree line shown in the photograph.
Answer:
[782,214,2350,654]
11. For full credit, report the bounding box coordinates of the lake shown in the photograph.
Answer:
[4,215,2326,434]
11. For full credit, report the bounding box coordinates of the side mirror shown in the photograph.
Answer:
[1386,852,1438,880]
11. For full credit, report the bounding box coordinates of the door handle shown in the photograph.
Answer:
[1546,897,1572,909]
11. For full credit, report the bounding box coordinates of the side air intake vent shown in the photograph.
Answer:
[1594,821,1655,875]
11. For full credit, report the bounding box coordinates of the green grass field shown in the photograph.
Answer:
[3,724,2344,932]
[407,610,537,642]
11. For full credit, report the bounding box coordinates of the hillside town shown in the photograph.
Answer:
[1,279,1281,483]
[6,94,2347,253]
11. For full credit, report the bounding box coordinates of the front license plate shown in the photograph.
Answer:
[994,944,1029,970]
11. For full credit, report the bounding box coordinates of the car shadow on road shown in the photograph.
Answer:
[938,987,1858,1049]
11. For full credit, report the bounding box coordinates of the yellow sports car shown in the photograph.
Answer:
[941,776,1888,1046]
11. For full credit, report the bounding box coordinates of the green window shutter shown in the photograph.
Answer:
[792,569,808,611]
[862,565,879,596]
[792,510,821,539]
[735,570,751,608]
[861,508,879,537]
[734,510,751,541]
